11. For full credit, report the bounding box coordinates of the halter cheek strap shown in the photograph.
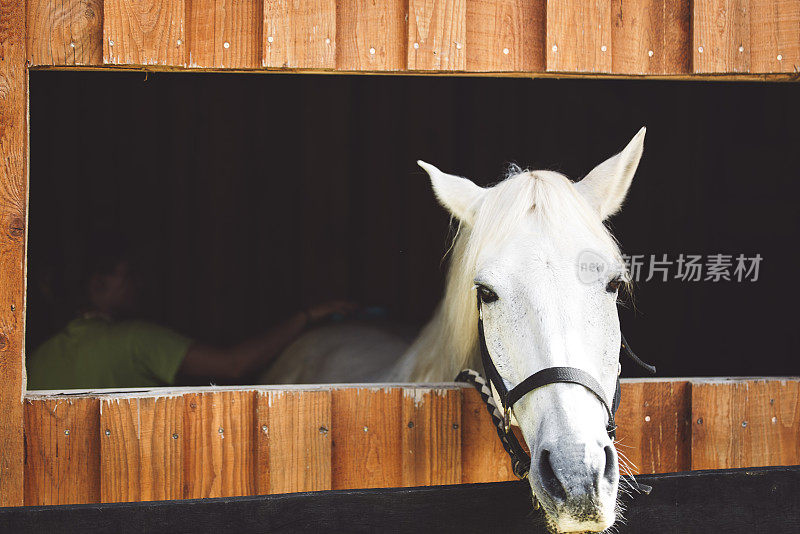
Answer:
[458,293,656,482]
[476,298,619,439]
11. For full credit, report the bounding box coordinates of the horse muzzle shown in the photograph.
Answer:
[530,441,618,533]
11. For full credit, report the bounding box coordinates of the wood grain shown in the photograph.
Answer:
[546,0,612,73]
[0,0,27,507]
[100,396,184,503]
[336,0,407,71]
[255,390,270,494]
[265,390,331,494]
[749,0,800,73]
[103,0,187,66]
[465,0,544,72]
[27,0,103,66]
[17,379,800,506]
[401,388,461,486]
[187,0,262,68]
[614,381,691,475]
[331,388,403,489]
[17,0,800,75]
[611,0,691,74]
[693,0,751,73]
[263,0,336,69]
[24,398,100,505]
[100,399,146,503]
[460,388,515,483]
[408,0,466,70]
[182,391,255,499]
[691,379,800,470]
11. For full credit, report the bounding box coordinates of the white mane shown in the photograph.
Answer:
[400,168,625,382]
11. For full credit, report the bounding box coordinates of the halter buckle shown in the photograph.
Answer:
[503,405,512,433]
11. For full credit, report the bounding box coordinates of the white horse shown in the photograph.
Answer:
[261,128,646,533]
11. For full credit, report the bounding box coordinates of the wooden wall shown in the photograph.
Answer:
[11,0,800,512]
[22,378,800,506]
[25,0,800,76]
[0,0,29,508]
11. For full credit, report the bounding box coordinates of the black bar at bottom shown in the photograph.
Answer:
[1,466,798,533]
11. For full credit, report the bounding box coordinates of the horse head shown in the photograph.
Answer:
[419,128,646,533]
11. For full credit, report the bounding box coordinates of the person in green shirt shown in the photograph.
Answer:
[27,241,355,390]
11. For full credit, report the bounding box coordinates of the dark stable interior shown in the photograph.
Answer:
[28,71,798,380]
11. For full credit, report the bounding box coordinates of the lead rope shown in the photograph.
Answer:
[455,369,532,480]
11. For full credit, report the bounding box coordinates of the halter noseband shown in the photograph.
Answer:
[457,292,656,481]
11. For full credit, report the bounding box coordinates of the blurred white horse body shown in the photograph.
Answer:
[260,129,647,533]
[259,320,416,384]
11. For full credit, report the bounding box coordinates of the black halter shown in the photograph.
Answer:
[457,293,656,480]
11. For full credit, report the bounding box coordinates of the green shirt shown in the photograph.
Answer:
[27,317,192,390]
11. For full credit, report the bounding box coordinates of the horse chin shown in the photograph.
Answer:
[534,488,616,534]
[546,509,615,534]
[542,508,615,534]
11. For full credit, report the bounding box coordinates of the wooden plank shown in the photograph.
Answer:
[186,0,262,69]
[331,388,402,489]
[750,0,800,73]
[610,0,691,74]
[100,396,184,503]
[336,0,407,71]
[100,399,142,503]
[263,0,336,69]
[401,388,461,487]
[465,0,545,72]
[135,396,183,501]
[546,0,612,73]
[691,379,800,470]
[27,0,104,66]
[693,0,751,73]
[24,398,100,505]
[614,381,691,476]
[255,391,270,494]
[460,388,515,483]
[408,0,466,70]
[662,0,693,73]
[103,0,187,66]
[0,0,27,507]
[3,467,800,533]
[265,390,331,494]
[183,391,255,499]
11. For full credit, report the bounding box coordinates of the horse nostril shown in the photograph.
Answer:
[539,449,568,503]
[603,445,616,483]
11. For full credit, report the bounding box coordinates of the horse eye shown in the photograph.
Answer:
[606,276,624,293]
[477,285,499,303]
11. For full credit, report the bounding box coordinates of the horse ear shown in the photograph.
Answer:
[418,160,485,225]
[575,127,646,219]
